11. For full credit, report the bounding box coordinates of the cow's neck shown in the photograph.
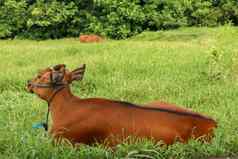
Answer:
[49,86,74,124]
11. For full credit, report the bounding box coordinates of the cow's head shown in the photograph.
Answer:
[27,64,86,101]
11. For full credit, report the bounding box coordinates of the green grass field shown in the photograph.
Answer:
[0,26,238,159]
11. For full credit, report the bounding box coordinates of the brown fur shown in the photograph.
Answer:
[27,64,217,146]
[79,35,104,43]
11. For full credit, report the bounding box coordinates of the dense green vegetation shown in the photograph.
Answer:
[0,0,238,39]
[0,26,238,158]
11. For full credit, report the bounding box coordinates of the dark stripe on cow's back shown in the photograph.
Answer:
[113,100,214,121]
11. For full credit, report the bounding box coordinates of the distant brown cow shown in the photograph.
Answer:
[79,34,103,43]
[27,64,217,147]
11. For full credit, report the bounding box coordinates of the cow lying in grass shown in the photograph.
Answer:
[79,35,104,43]
[27,64,217,146]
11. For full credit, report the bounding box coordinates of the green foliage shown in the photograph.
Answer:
[215,0,238,25]
[0,0,238,39]
[143,0,188,30]
[185,0,218,27]
[0,0,27,38]
[206,47,226,81]
[26,0,77,39]
[93,0,146,39]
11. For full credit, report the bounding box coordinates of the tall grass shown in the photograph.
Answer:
[0,26,238,159]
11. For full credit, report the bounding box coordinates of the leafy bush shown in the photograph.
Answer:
[25,0,77,39]
[0,0,238,39]
[0,0,27,38]
[93,0,146,39]
[216,0,238,25]
[206,47,226,81]
[185,1,218,27]
[142,0,187,30]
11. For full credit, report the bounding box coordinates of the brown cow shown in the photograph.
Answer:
[79,34,103,43]
[27,64,217,146]
[144,101,199,115]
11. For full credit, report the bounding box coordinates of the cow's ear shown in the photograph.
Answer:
[69,64,86,83]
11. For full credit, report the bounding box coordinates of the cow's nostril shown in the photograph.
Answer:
[26,80,34,93]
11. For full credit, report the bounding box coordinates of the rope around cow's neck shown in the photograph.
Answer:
[31,83,66,131]
[44,86,66,131]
